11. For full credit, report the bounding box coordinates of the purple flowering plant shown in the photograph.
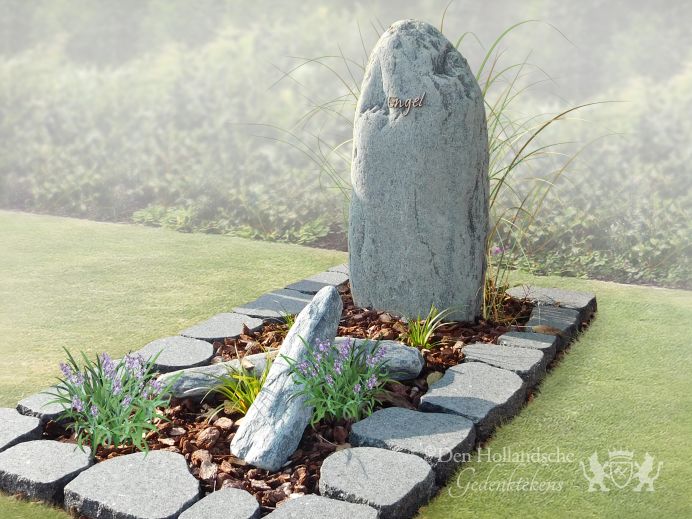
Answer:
[284,337,391,424]
[48,347,177,456]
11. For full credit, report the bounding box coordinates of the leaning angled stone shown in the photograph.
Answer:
[327,263,350,276]
[497,331,558,363]
[463,343,548,387]
[419,362,525,440]
[231,286,343,471]
[349,408,475,484]
[135,336,214,373]
[349,20,489,322]
[179,487,259,519]
[319,447,434,519]
[284,271,349,294]
[526,305,581,349]
[159,351,277,399]
[16,387,68,423]
[180,312,263,341]
[266,494,378,518]
[64,451,199,519]
[0,440,92,503]
[233,289,314,320]
[334,337,424,381]
[0,408,42,452]
[507,285,596,321]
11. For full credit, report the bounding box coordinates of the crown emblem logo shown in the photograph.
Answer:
[608,449,634,460]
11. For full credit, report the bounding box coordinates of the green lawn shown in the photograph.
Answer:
[1,211,690,518]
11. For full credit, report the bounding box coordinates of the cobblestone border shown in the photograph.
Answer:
[2,265,596,518]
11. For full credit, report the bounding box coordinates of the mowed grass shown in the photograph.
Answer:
[419,274,692,518]
[0,211,690,518]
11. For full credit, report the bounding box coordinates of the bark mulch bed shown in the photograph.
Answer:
[44,282,533,516]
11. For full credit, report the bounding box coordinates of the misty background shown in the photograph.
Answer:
[0,0,689,288]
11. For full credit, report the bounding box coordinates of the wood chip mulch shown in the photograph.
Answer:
[44,281,533,516]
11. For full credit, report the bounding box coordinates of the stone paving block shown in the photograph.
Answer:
[327,264,350,276]
[16,388,67,423]
[234,289,314,320]
[526,305,581,349]
[497,331,558,363]
[284,271,349,295]
[135,336,214,373]
[507,285,596,321]
[0,440,92,503]
[349,407,475,484]
[319,446,434,519]
[419,362,526,439]
[463,343,548,387]
[0,408,42,452]
[179,487,260,519]
[64,451,200,519]
[266,494,378,519]
[180,312,263,341]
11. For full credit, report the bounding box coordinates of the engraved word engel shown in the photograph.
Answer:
[388,92,426,115]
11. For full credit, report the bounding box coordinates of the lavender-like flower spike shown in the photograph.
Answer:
[338,338,351,358]
[149,379,163,397]
[90,404,99,417]
[112,377,122,395]
[100,353,116,378]
[70,372,85,386]
[71,395,84,412]
[122,395,132,407]
[316,339,330,353]
[366,374,378,390]
[353,383,362,393]
[60,362,73,379]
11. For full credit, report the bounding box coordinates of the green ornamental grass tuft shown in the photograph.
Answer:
[205,355,272,418]
[49,348,177,456]
[402,305,452,349]
[285,337,391,425]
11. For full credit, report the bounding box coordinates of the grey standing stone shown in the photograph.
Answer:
[135,336,214,373]
[64,451,199,519]
[179,488,260,519]
[16,387,67,423]
[285,271,349,294]
[349,19,489,322]
[334,337,424,380]
[319,446,434,519]
[498,331,558,362]
[0,440,92,503]
[234,289,314,320]
[159,351,277,399]
[0,408,42,452]
[526,305,581,349]
[328,263,350,276]
[231,286,343,471]
[419,362,525,439]
[180,312,263,341]
[266,495,378,519]
[463,343,548,387]
[507,285,596,321]
[350,407,475,484]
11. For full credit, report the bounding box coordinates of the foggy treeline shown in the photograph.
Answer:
[0,0,689,288]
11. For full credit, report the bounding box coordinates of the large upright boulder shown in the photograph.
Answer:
[349,19,489,322]
[230,286,343,471]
